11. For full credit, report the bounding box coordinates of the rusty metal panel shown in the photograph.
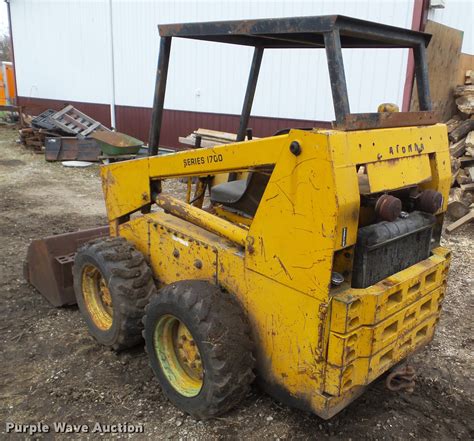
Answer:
[44,137,101,161]
[333,111,438,131]
[24,226,109,307]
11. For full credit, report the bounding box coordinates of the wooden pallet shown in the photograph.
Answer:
[51,105,109,137]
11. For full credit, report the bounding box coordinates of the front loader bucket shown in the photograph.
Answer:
[24,226,109,307]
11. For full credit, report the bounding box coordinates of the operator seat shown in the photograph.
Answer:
[210,128,312,217]
[210,168,272,217]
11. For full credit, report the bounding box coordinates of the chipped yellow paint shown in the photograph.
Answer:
[324,315,438,396]
[327,285,445,366]
[213,205,252,227]
[100,158,150,221]
[99,124,451,419]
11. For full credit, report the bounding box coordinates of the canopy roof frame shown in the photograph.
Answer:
[149,15,433,155]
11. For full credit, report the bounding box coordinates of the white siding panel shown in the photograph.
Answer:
[11,0,416,121]
[11,0,112,104]
[428,1,474,54]
[112,0,414,121]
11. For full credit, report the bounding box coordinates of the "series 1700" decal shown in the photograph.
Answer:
[183,153,224,168]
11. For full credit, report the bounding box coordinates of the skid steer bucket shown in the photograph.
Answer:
[24,226,109,307]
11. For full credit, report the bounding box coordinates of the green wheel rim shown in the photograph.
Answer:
[153,314,204,397]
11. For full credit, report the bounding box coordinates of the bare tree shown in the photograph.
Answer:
[0,34,11,62]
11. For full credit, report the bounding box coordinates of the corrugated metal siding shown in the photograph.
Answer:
[11,0,415,124]
[110,0,415,121]
[17,96,111,127]
[11,0,112,105]
[116,107,331,148]
[428,1,473,54]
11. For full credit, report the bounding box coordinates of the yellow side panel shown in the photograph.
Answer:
[366,154,431,192]
[149,221,217,284]
[218,248,327,397]
[246,130,338,301]
[119,212,231,286]
[100,158,151,221]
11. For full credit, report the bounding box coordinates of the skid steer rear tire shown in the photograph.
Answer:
[73,237,156,351]
[143,280,255,419]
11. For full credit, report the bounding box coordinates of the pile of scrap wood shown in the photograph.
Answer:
[18,127,54,153]
[445,70,474,232]
[179,128,257,148]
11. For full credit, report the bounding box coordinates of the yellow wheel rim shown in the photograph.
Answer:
[154,314,204,397]
[82,264,113,331]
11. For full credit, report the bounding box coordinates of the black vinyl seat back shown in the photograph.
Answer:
[210,167,273,217]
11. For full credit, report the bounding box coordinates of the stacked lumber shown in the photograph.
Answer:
[445,70,474,232]
[179,128,257,148]
[18,128,48,153]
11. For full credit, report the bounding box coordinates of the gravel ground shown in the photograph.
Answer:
[0,126,473,440]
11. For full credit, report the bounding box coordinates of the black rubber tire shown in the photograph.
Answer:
[143,280,255,419]
[73,237,156,351]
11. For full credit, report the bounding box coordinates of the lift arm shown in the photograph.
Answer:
[100,134,289,222]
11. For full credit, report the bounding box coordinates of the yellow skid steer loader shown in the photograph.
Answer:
[66,16,451,419]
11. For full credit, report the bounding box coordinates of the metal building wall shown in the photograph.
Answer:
[10,0,416,146]
[111,0,415,120]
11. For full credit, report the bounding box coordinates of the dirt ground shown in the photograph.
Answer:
[0,125,473,440]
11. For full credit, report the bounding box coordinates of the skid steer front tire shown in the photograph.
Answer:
[143,280,255,419]
[73,237,156,351]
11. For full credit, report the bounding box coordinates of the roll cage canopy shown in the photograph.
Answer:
[149,15,434,155]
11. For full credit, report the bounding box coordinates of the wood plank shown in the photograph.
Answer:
[178,136,222,148]
[456,95,474,115]
[445,210,474,233]
[460,182,474,191]
[449,120,474,142]
[465,131,474,148]
[195,128,238,141]
[446,116,462,133]
[194,128,258,141]
[454,85,474,97]
[450,138,466,158]
[410,20,463,121]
